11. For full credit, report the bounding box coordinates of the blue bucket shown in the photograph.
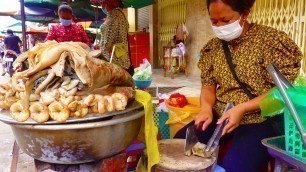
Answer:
[134,78,153,89]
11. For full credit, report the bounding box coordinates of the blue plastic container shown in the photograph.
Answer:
[134,78,153,89]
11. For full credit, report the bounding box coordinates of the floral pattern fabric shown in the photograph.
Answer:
[198,23,302,125]
[99,8,130,69]
[46,23,90,46]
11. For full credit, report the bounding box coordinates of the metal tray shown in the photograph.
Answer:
[262,136,306,170]
[0,100,143,125]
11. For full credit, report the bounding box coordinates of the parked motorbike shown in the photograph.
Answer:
[2,50,18,77]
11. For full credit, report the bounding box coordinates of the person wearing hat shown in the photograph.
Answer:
[46,3,90,46]
[93,0,131,71]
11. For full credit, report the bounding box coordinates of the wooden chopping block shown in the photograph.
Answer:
[151,139,216,172]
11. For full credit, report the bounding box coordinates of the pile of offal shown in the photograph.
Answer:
[0,41,135,123]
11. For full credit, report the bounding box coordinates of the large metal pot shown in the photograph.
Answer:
[1,108,144,164]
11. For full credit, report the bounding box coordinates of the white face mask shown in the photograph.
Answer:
[212,17,244,41]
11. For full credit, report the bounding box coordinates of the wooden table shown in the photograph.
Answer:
[162,46,187,79]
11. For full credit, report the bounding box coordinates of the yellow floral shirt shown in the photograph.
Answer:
[198,23,302,124]
[99,8,130,69]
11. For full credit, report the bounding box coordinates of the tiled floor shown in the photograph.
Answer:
[151,69,201,88]
[151,69,202,97]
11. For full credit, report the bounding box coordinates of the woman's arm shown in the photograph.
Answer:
[218,91,270,135]
[196,39,218,130]
[101,20,116,60]
[195,84,217,131]
[237,92,269,113]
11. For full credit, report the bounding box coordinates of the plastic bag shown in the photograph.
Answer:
[294,76,306,86]
[156,93,170,113]
[260,76,306,117]
[133,59,152,80]
[135,90,160,172]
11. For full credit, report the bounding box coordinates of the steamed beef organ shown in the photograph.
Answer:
[0,41,135,123]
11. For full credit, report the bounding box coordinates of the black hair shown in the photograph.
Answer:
[119,0,124,9]
[58,2,73,14]
[206,0,255,14]
[7,29,13,34]
[173,35,183,44]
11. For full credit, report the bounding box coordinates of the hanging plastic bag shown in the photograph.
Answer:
[294,75,306,86]
[133,59,152,80]
[260,76,306,117]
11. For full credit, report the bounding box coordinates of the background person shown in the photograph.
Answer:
[4,29,22,54]
[93,0,131,70]
[46,3,90,46]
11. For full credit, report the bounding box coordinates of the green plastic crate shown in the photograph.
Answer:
[284,106,306,159]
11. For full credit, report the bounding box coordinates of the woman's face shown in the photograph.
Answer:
[59,11,73,20]
[209,1,245,27]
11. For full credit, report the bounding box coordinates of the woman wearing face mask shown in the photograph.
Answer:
[175,0,302,171]
[92,0,131,72]
[46,3,90,46]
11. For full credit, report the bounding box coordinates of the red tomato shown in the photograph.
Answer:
[168,93,189,108]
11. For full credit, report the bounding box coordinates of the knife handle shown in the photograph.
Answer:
[196,121,204,130]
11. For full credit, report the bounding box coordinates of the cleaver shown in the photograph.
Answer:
[184,103,234,157]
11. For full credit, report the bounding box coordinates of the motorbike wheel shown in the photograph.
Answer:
[7,62,14,77]
[9,68,14,77]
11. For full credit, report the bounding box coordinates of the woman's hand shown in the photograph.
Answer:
[217,104,246,136]
[194,108,213,131]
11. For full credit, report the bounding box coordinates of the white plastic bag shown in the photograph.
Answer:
[156,93,170,113]
[133,59,152,80]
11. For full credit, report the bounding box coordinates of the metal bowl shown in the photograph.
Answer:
[1,108,144,164]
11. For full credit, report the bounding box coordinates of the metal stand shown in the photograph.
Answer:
[34,153,128,172]
[10,141,19,172]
